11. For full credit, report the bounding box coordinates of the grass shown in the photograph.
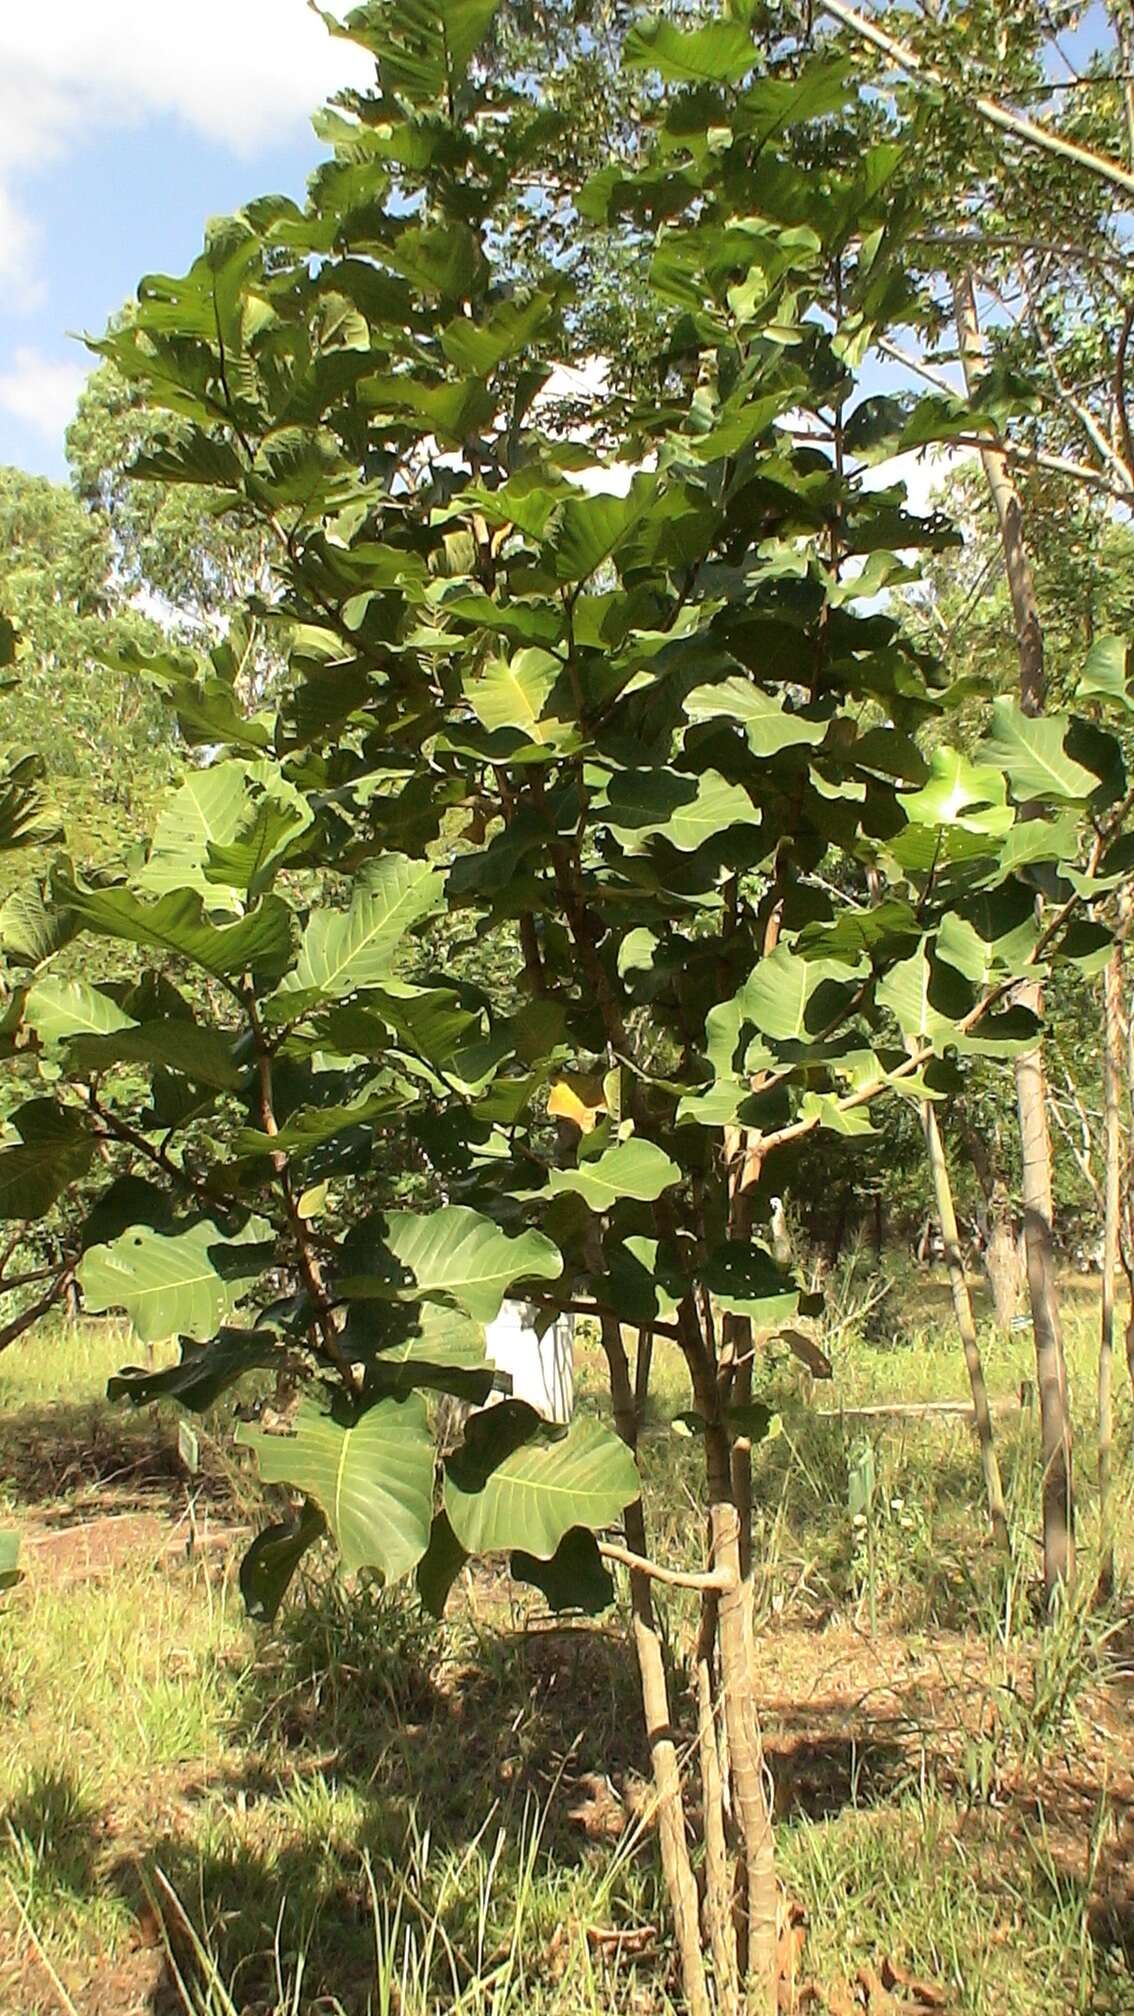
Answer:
[1,1272,1133,2014]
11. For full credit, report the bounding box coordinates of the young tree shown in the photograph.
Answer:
[4,5,1131,2008]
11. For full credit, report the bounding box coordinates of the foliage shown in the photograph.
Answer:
[4,1,1134,2004]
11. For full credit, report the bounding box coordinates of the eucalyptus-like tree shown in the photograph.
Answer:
[3,5,1132,2010]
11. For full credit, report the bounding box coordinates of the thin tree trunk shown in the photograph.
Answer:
[696,1589,739,2006]
[954,269,1075,1601]
[1099,942,1125,1589]
[921,1100,1010,1550]
[599,1317,710,2016]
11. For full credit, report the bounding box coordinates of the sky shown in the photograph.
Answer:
[0,1,371,479]
[0,0,1114,491]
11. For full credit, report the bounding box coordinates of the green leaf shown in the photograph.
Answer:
[108,1329,279,1411]
[466,650,562,740]
[700,1243,800,1327]
[511,1528,615,1614]
[240,1501,327,1623]
[341,1205,563,1323]
[548,1138,681,1212]
[544,476,658,583]
[236,1392,434,1583]
[0,1101,93,1222]
[0,884,75,969]
[24,978,134,1045]
[1078,635,1134,713]
[441,289,559,376]
[684,679,826,757]
[0,1531,21,1594]
[67,1019,245,1092]
[54,876,297,983]
[79,1220,266,1345]
[283,856,443,1004]
[900,749,1012,836]
[415,1509,468,1618]
[325,0,502,103]
[744,947,862,1045]
[981,700,1102,804]
[604,768,756,852]
[444,1403,638,1560]
[624,16,755,83]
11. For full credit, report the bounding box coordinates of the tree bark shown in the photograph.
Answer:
[599,1318,710,2016]
[1099,942,1125,1589]
[954,269,1075,1601]
[921,1100,1010,1550]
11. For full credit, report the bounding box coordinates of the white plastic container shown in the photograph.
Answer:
[483,1299,574,1424]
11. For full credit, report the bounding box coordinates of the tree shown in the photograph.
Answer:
[3,4,1132,2009]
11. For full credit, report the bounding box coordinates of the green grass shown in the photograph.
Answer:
[2,1284,1133,2014]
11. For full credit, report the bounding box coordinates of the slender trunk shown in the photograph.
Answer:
[1100,943,1125,1589]
[921,1100,1010,1550]
[963,1123,1022,1333]
[954,269,1074,1600]
[696,1590,738,2006]
[599,1318,710,2016]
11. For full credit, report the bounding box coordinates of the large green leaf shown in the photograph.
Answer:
[236,1392,434,1582]
[624,16,755,83]
[283,856,443,1004]
[604,768,756,852]
[325,0,502,104]
[140,762,256,900]
[54,877,297,983]
[79,1220,267,1344]
[444,1403,638,1560]
[24,978,134,1045]
[466,650,562,740]
[240,1500,326,1623]
[701,1243,800,1327]
[684,679,826,758]
[548,1138,681,1212]
[0,1101,94,1222]
[544,477,657,583]
[108,1329,279,1411]
[0,884,75,969]
[981,700,1102,803]
[340,1205,563,1323]
[511,1528,615,1614]
[744,948,862,1044]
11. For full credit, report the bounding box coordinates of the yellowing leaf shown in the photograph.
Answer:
[548,1074,607,1133]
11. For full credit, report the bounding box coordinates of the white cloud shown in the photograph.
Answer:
[0,2,372,302]
[0,345,89,438]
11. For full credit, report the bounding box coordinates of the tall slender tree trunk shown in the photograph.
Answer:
[599,1317,710,2016]
[921,1098,1010,1550]
[1099,941,1125,1589]
[954,270,1075,1601]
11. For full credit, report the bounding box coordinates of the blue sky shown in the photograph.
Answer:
[0,1,369,479]
[0,1,1115,485]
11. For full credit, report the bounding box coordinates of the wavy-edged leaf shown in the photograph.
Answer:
[24,978,134,1045]
[54,876,297,983]
[684,678,826,757]
[236,1392,434,1582]
[511,1528,615,1614]
[0,1100,93,1222]
[624,16,755,82]
[982,700,1102,803]
[444,1402,638,1560]
[108,1329,280,1411]
[701,1243,799,1327]
[240,1501,326,1623]
[416,1509,468,1617]
[79,1220,267,1345]
[340,1205,563,1323]
[548,1138,681,1212]
[284,855,443,1004]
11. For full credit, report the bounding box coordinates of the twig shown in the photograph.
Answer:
[598,1541,736,1593]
